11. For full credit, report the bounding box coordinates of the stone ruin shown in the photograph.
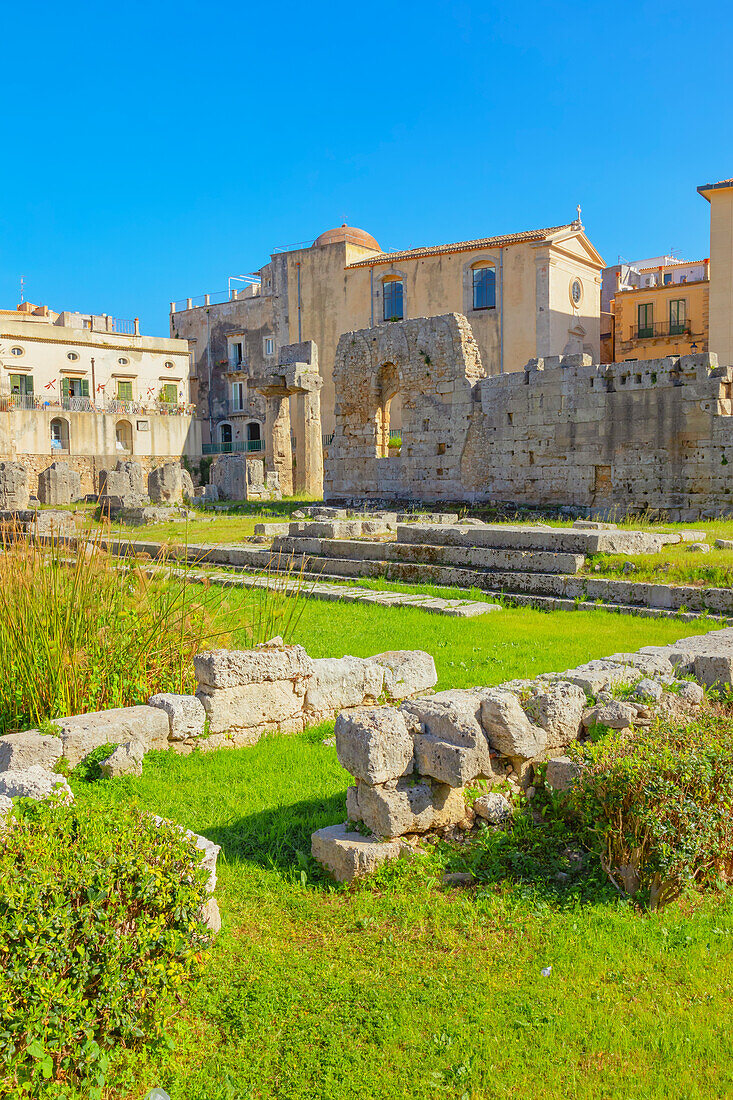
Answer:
[98,460,197,523]
[325,312,733,519]
[99,459,148,509]
[0,461,30,510]
[37,462,83,506]
[210,455,281,502]
[147,462,195,504]
[311,630,724,882]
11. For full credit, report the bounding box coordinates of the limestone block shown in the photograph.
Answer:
[0,730,62,773]
[99,740,145,778]
[304,656,385,718]
[605,652,676,683]
[148,463,188,504]
[37,462,83,506]
[57,705,170,766]
[715,539,733,550]
[633,678,664,703]
[346,778,465,837]
[0,764,73,803]
[148,693,207,741]
[523,681,586,751]
[0,794,12,822]
[545,756,582,792]
[194,645,314,689]
[181,468,195,499]
[401,689,493,785]
[677,680,705,705]
[582,700,638,730]
[197,679,304,734]
[549,660,642,695]
[202,897,222,933]
[369,650,438,700]
[335,707,414,785]
[473,792,513,824]
[692,654,733,689]
[311,823,404,882]
[480,690,547,760]
[0,461,30,510]
[30,510,74,536]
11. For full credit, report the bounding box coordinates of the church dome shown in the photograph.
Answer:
[313,223,381,251]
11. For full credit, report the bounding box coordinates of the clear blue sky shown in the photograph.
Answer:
[3,0,732,335]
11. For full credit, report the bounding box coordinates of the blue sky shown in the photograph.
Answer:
[2,0,732,335]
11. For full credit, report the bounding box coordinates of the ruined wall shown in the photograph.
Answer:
[326,313,484,502]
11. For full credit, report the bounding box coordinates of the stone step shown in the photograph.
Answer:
[271,535,585,575]
[395,523,690,555]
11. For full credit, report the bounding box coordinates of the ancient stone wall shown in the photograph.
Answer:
[0,454,198,498]
[325,310,733,519]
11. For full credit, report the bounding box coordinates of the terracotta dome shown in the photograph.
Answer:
[313,223,381,251]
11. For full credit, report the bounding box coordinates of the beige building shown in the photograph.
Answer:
[171,217,604,444]
[0,302,199,490]
[698,176,733,367]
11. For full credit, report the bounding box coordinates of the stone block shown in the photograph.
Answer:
[0,730,62,773]
[148,463,190,504]
[37,462,83,506]
[148,693,207,741]
[550,660,642,695]
[194,644,314,689]
[523,681,585,752]
[100,740,144,778]
[692,654,733,689]
[0,461,30,510]
[473,792,513,824]
[369,650,437,700]
[335,707,414,785]
[480,690,547,759]
[305,656,385,718]
[633,678,664,703]
[677,680,705,705]
[346,778,466,837]
[0,764,73,803]
[57,705,170,766]
[545,756,582,792]
[401,689,493,784]
[582,699,638,730]
[311,822,404,882]
[197,679,304,734]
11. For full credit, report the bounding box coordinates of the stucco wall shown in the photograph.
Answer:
[0,409,200,462]
[707,187,733,367]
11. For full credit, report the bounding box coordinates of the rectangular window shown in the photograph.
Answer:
[264,337,275,357]
[472,266,496,310]
[383,279,404,321]
[637,303,653,338]
[663,273,672,285]
[230,340,244,366]
[117,380,133,401]
[9,373,33,395]
[160,383,177,404]
[232,381,245,411]
[669,299,687,335]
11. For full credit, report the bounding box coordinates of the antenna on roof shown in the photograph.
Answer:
[19,275,24,304]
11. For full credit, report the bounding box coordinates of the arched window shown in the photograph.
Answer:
[115,420,133,453]
[246,421,261,446]
[219,422,233,452]
[472,264,496,310]
[50,418,70,452]
[383,278,404,321]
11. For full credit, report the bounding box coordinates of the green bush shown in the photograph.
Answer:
[565,713,733,907]
[0,798,212,1097]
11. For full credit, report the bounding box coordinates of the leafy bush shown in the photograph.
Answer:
[0,528,232,734]
[0,798,211,1097]
[565,713,733,907]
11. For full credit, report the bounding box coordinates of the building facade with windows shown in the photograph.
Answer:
[603,257,710,363]
[0,302,200,490]
[171,218,604,445]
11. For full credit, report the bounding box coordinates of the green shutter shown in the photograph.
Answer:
[80,379,89,397]
[61,378,70,398]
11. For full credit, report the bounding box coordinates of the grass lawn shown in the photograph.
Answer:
[67,601,733,1098]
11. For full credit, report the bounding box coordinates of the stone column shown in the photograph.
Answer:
[302,384,323,498]
[265,393,293,496]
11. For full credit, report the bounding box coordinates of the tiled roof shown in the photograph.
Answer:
[345,223,577,268]
[636,259,708,272]
[698,177,733,194]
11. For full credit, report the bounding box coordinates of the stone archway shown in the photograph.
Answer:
[374,361,403,457]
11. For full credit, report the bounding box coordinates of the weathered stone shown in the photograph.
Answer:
[473,792,513,824]
[633,678,664,703]
[692,653,733,689]
[715,539,733,550]
[582,699,638,730]
[194,645,314,689]
[346,778,465,837]
[523,681,585,751]
[550,660,642,695]
[304,656,384,718]
[311,823,403,882]
[677,680,705,705]
[0,731,62,773]
[148,463,191,504]
[545,756,582,792]
[0,764,73,803]
[37,462,83,506]
[57,705,169,766]
[147,693,207,741]
[29,510,74,536]
[197,679,304,735]
[100,460,147,508]
[151,815,220,894]
[99,740,145,778]
[369,650,437,700]
[201,897,222,933]
[335,707,414,785]
[605,652,676,683]
[686,542,711,553]
[0,461,30,510]
[401,689,494,786]
[480,690,547,760]
[0,794,12,821]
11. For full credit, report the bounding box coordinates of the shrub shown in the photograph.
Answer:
[565,713,733,907]
[0,798,211,1096]
[0,528,232,734]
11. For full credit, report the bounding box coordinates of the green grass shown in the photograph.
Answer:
[73,724,733,1100]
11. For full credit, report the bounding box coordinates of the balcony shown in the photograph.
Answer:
[0,394,196,416]
[202,440,265,455]
[631,320,692,340]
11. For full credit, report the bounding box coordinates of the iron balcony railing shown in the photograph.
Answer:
[202,440,265,456]
[632,320,692,340]
[0,394,195,416]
